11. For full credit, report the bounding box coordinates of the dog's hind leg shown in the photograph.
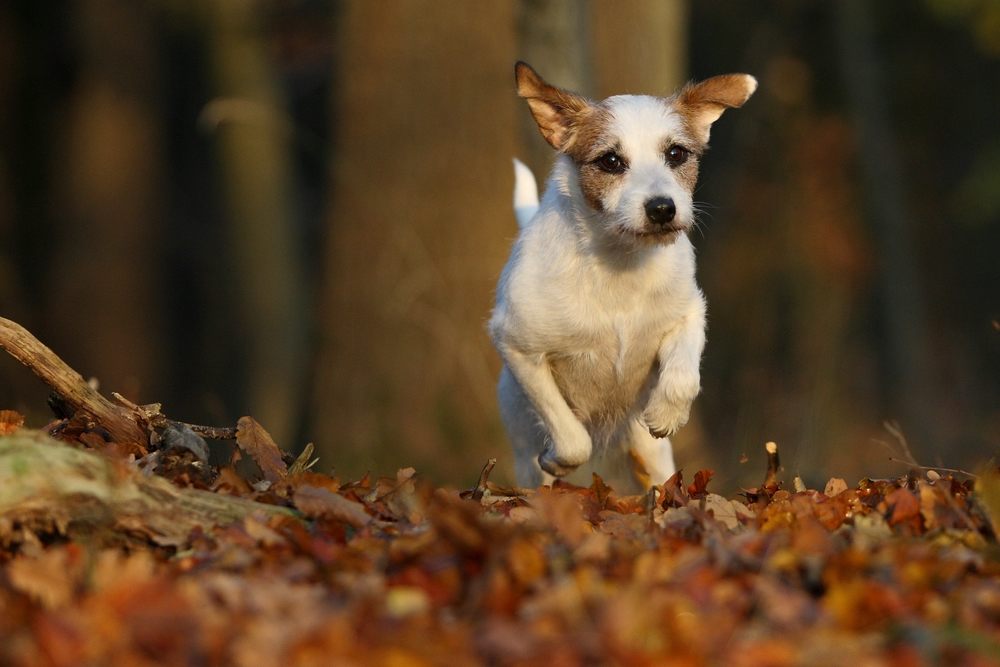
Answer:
[624,418,676,488]
[498,366,555,488]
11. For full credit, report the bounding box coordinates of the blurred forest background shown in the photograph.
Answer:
[0,0,998,492]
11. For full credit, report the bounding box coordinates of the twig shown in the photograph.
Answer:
[763,441,782,486]
[152,418,238,441]
[472,458,497,501]
[880,422,980,533]
[883,420,918,466]
[887,457,978,479]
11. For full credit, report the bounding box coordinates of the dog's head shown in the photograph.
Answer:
[516,62,756,246]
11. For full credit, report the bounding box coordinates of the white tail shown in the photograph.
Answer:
[512,158,539,229]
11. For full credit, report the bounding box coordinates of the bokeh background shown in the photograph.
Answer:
[0,0,998,492]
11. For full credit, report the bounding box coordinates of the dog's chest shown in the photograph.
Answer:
[547,285,669,423]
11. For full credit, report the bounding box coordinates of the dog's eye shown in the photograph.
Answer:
[597,152,626,174]
[666,145,690,166]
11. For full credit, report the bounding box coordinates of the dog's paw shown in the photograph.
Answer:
[538,448,584,477]
[537,427,592,477]
[643,375,700,438]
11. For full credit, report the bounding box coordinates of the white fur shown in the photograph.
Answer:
[512,158,539,228]
[491,94,709,488]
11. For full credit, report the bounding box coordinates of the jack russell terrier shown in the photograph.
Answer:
[491,62,756,488]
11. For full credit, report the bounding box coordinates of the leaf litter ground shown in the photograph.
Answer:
[0,410,999,667]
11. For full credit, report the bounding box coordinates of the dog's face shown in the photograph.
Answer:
[516,63,756,246]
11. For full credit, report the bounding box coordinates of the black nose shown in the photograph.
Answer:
[645,197,676,225]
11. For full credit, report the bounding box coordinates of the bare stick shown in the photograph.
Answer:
[472,458,497,501]
[886,457,978,479]
[763,441,782,486]
[0,317,148,445]
[152,418,238,441]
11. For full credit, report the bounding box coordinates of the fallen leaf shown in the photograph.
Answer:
[662,470,687,507]
[704,493,755,530]
[0,410,24,435]
[688,470,714,499]
[294,484,372,528]
[824,478,848,497]
[8,546,79,609]
[235,416,288,483]
[884,487,921,533]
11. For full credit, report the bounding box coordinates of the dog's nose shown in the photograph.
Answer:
[644,197,676,225]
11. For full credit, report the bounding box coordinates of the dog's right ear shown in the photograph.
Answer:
[516,62,591,151]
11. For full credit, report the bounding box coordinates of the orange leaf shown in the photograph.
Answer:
[688,470,715,499]
[589,473,614,507]
[235,416,287,483]
[884,487,921,531]
[662,470,687,508]
[0,410,25,435]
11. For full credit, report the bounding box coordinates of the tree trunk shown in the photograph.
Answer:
[835,0,937,451]
[310,1,519,483]
[202,0,309,449]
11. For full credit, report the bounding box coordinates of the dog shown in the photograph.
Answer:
[490,62,756,489]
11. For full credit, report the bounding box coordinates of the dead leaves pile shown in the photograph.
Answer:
[1,411,1000,666]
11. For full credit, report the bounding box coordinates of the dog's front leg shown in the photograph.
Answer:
[643,304,706,438]
[499,345,592,476]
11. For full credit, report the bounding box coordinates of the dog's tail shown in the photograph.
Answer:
[513,158,539,229]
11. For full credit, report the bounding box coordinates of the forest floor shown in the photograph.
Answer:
[0,410,999,667]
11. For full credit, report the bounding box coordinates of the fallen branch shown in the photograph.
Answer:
[0,431,296,547]
[471,458,497,501]
[0,317,148,445]
[0,317,242,446]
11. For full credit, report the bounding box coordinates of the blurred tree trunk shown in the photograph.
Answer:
[589,0,688,99]
[202,0,308,449]
[310,1,519,483]
[835,0,937,451]
[48,0,165,403]
[516,0,593,179]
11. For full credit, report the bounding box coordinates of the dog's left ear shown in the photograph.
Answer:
[676,74,757,144]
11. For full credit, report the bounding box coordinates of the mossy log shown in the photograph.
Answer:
[0,431,297,547]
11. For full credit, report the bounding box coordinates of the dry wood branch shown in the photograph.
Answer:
[0,317,243,445]
[763,441,782,487]
[0,317,148,445]
[471,458,497,501]
[0,431,296,546]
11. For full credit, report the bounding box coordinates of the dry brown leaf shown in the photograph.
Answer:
[529,487,587,548]
[294,484,372,528]
[8,546,79,609]
[704,493,755,530]
[824,478,848,497]
[688,470,715,499]
[0,410,24,435]
[506,537,546,587]
[884,487,921,532]
[235,416,287,483]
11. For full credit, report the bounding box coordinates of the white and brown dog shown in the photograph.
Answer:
[491,62,756,488]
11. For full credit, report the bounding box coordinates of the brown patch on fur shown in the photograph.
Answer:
[564,107,617,212]
[673,73,757,143]
[659,138,702,193]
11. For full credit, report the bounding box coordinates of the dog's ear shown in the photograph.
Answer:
[676,74,757,144]
[516,62,591,151]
